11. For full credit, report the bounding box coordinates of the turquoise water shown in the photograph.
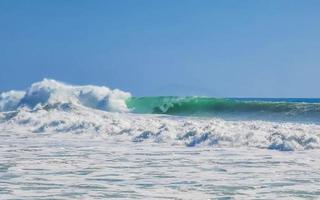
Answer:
[127,97,320,122]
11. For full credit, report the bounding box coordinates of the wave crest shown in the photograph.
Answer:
[0,79,131,112]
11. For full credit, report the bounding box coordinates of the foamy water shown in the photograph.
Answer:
[1,79,320,199]
[1,131,320,199]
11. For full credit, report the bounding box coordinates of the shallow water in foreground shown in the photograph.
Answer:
[1,131,320,199]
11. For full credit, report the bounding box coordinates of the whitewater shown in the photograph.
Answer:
[1,79,320,199]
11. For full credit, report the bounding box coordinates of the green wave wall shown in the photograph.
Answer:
[126,97,320,120]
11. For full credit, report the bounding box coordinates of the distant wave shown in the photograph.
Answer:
[127,96,320,114]
[126,97,320,123]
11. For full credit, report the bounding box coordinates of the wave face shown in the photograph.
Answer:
[127,97,320,122]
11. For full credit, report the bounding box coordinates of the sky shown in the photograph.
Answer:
[0,0,320,97]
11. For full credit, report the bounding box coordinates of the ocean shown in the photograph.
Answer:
[1,79,320,199]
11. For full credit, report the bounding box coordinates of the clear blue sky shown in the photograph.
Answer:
[1,0,320,97]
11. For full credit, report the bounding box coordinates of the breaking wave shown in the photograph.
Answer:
[0,79,131,112]
[126,97,320,123]
[1,79,320,122]
[1,79,320,151]
[127,97,320,115]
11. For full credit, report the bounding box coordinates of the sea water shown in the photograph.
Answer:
[1,79,320,199]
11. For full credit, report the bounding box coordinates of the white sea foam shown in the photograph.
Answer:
[0,90,25,112]
[1,79,320,151]
[1,102,319,151]
[1,131,319,199]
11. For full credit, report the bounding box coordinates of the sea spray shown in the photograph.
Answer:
[0,79,131,112]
